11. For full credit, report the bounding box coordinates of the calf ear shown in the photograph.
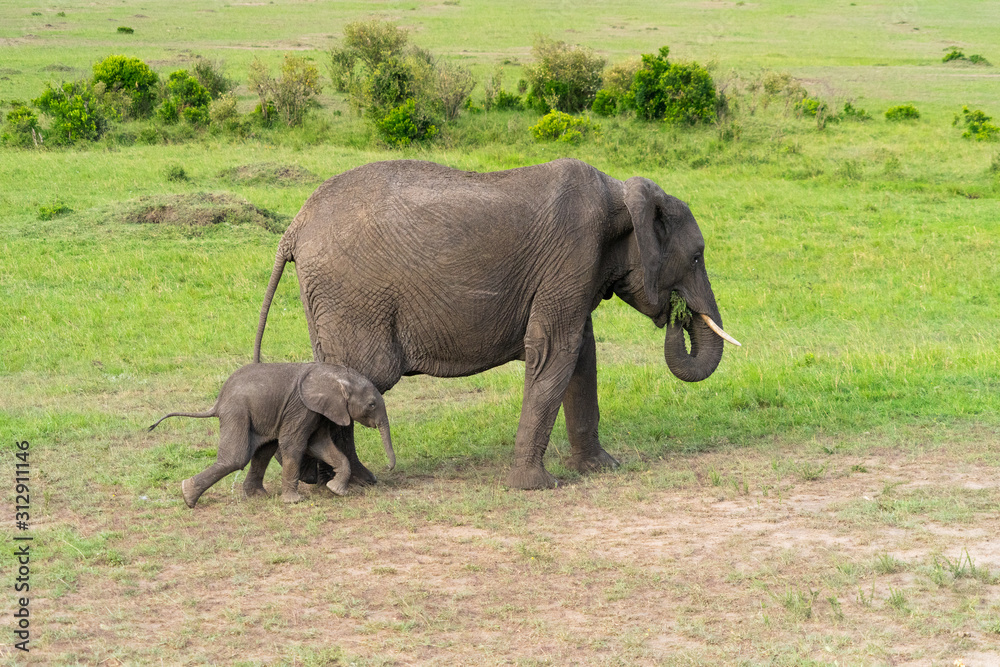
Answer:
[299,367,352,426]
[624,176,665,308]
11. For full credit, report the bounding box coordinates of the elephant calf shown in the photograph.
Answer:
[148,363,395,508]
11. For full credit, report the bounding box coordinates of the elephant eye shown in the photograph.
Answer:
[692,254,702,265]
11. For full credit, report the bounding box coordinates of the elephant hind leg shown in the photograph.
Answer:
[182,460,248,508]
[181,418,253,508]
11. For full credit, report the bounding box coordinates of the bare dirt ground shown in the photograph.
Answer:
[7,439,1000,665]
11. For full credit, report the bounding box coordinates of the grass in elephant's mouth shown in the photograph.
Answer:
[26,430,1000,664]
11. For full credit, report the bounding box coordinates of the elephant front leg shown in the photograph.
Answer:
[277,436,308,503]
[329,423,378,486]
[563,316,620,474]
[307,428,352,496]
[507,321,583,490]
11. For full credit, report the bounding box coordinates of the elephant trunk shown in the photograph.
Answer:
[378,421,396,471]
[663,307,726,383]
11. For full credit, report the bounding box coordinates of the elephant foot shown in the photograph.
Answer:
[281,490,304,504]
[326,477,350,497]
[181,478,199,509]
[348,463,377,487]
[506,464,558,490]
[242,485,268,499]
[567,447,620,474]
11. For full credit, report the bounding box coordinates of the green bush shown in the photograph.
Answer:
[2,105,42,147]
[591,59,641,117]
[885,104,920,121]
[840,102,872,121]
[529,110,599,143]
[376,98,438,147]
[333,19,476,132]
[482,67,523,112]
[524,36,605,113]
[943,47,991,66]
[327,47,357,93]
[247,55,323,127]
[493,90,523,111]
[342,20,409,70]
[209,92,240,128]
[358,56,419,119]
[794,97,825,117]
[33,81,107,143]
[629,47,718,124]
[435,61,475,121]
[116,26,134,34]
[157,70,211,125]
[192,59,233,99]
[167,70,211,108]
[954,106,999,141]
[591,89,618,116]
[943,47,965,63]
[91,55,159,119]
[182,105,210,126]
[328,20,408,94]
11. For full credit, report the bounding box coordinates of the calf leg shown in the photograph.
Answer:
[181,418,253,508]
[307,428,352,496]
[242,440,277,498]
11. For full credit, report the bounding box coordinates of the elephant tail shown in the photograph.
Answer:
[148,409,217,432]
[254,239,293,363]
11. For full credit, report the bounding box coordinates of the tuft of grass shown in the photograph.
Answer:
[886,586,908,612]
[37,200,71,220]
[797,461,827,481]
[778,588,819,621]
[885,104,920,121]
[874,553,905,575]
[117,26,134,34]
[165,164,188,182]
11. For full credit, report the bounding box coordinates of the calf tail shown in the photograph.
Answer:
[148,409,216,432]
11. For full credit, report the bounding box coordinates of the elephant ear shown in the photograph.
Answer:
[623,176,667,308]
[299,366,352,426]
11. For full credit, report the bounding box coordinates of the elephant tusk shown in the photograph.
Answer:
[700,313,742,347]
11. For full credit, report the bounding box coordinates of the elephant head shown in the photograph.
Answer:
[621,177,740,383]
[300,365,396,470]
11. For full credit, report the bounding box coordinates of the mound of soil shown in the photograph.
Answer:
[123,193,285,232]
[217,162,319,186]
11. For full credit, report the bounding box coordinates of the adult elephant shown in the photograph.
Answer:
[254,158,739,489]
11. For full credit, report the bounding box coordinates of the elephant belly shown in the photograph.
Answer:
[395,299,530,378]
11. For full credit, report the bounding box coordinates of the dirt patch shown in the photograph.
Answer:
[122,193,285,232]
[217,162,320,187]
[40,63,75,72]
[28,441,1000,664]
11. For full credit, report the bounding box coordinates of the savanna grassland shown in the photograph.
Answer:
[2,0,1000,664]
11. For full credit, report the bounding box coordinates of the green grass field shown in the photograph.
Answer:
[2,0,999,663]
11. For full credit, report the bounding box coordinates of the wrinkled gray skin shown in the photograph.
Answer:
[255,158,728,490]
[148,363,394,507]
